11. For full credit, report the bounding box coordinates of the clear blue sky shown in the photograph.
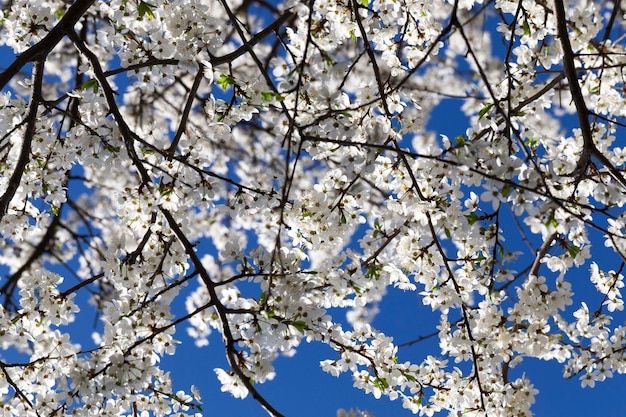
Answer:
[2,12,626,417]
[158,279,626,417]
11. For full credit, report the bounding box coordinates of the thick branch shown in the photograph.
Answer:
[0,0,95,91]
[553,0,594,175]
[160,207,285,417]
[209,10,295,66]
[553,0,626,188]
[68,30,153,186]
[166,70,205,155]
[0,59,45,220]
[1,212,61,303]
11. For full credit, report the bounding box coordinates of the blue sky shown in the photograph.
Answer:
[158,278,626,417]
[2,8,626,417]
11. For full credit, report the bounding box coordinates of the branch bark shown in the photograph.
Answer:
[553,0,594,176]
[554,0,626,187]
[0,59,45,220]
[160,207,286,417]
[0,0,96,91]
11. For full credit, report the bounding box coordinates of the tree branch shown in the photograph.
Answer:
[166,70,205,155]
[210,10,295,66]
[67,29,153,186]
[0,0,96,91]
[0,58,45,220]
[553,0,594,175]
[160,207,285,417]
[553,0,626,188]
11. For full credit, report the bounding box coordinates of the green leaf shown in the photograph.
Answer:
[54,8,66,20]
[465,211,479,225]
[404,373,417,382]
[291,320,307,334]
[444,227,451,239]
[105,144,121,153]
[372,377,389,391]
[261,91,283,102]
[522,18,531,36]
[216,73,236,91]
[568,244,580,258]
[498,245,506,260]
[545,212,558,228]
[138,1,156,19]
[159,183,173,196]
[81,79,99,92]
[501,183,512,197]
[373,220,382,237]
[359,0,369,6]
[478,102,493,119]
[365,263,381,279]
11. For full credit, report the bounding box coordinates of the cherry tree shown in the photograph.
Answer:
[0,0,626,415]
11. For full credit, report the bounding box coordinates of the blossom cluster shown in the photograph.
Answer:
[0,0,626,416]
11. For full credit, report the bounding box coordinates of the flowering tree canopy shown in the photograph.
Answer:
[1,0,626,415]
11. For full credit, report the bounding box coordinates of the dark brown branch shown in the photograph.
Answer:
[351,0,392,117]
[59,272,105,299]
[554,0,626,187]
[122,212,158,264]
[513,73,566,113]
[67,30,153,186]
[0,0,96,91]
[0,361,36,412]
[166,70,205,155]
[397,329,440,348]
[0,58,45,220]
[210,10,295,66]
[553,0,594,176]
[1,211,61,303]
[160,207,285,417]
[529,231,558,279]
